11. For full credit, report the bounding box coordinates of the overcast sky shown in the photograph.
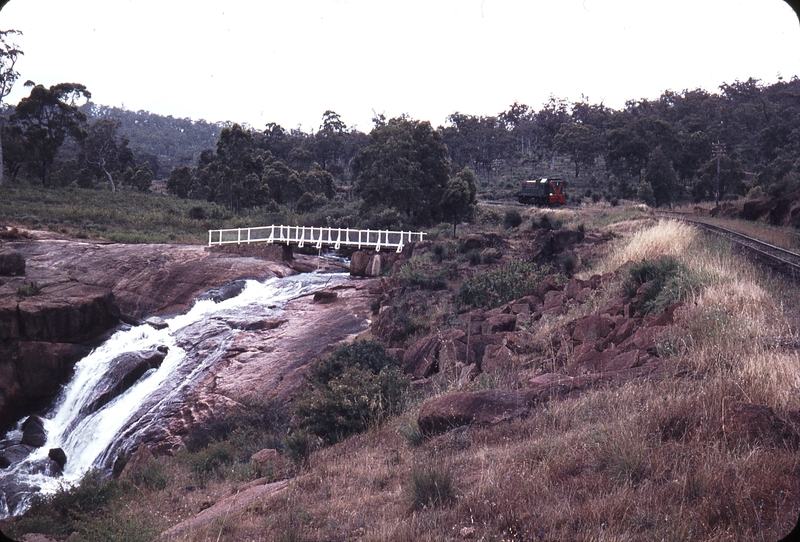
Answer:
[2,0,799,132]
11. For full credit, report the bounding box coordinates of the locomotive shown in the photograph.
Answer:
[517,178,566,206]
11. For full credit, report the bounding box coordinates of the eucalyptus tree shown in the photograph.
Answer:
[81,118,134,191]
[10,82,91,186]
[0,29,22,186]
[353,116,451,226]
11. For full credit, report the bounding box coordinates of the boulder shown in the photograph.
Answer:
[542,291,566,315]
[15,282,120,343]
[15,342,91,400]
[741,199,771,221]
[570,313,614,345]
[21,415,47,448]
[48,447,67,469]
[533,275,561,299]
[402,329,466,379]
[145,316,169,329]
[481,344,517,373]
[417,390,532,435]
[350,251,383,277]
[598,297,627,317]
[312,290,338,304]
[196,279,248,303]
[120,444,155,479]
[0,443,35,465]
[83,348,168,415]
[0,248,25,276]
[481,313,516,335]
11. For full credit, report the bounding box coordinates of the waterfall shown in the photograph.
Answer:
[0,272,348,519]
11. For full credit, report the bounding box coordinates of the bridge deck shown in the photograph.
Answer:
[208,225,425,253]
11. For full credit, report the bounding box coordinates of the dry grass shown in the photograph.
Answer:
[8,212,800,542]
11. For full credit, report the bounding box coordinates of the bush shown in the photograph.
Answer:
[13,469,120,539]
[457,260,551,309]
[17,282,41,297]
[127,459,170,490]
[294,341,410,444]
[407,463,457,510]
[396,258,450,290]
[503,209,523,229]
[627,256,702,314]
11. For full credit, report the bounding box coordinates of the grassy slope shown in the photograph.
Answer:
[4,200,800,541]
[0,185,228,244]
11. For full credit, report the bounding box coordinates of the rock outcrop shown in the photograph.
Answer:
[418,390,534,435]
[0,233,300,432]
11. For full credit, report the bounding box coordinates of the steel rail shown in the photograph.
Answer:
[657,213,800,279]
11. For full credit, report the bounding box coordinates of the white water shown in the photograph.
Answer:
[0,272,347,518]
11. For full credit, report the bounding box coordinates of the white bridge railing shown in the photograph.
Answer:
[208,225,426,253]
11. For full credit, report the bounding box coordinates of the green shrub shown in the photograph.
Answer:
[503,209,522,229]
[17,282,41,297]
[457,260,551,309]
[396,258,450,290]
[283,431,316,465]
[627,256,702,314]
[12,469,120,539]
[468,250,482,265]
[294,341,410,444]
[182,439,236,484]
[407,463,457,510]
[127,459,170,490]
[398,421,425,447]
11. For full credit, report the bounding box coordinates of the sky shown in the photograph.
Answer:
[1,0,799,133]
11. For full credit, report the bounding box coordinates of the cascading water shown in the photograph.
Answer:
[0,272,348,519]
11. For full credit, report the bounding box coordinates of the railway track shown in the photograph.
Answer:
[658,212,800,280]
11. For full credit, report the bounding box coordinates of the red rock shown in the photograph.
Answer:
[534,275,562,299]
[120,444,155,479]
[564,278,587,300]
[571,313,614,345]
[481,344,517,373]
[0,248,25,276]
[599,318,638,349]
[402,328,466,379]
[648,302,685,327]
[598,297,626,317]
[542,291,566,315]
[417,390,531,435]
[481,313,516,335]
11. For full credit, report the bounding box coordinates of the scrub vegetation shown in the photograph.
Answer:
[5,209,800,542]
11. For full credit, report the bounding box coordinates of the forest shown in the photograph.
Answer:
[2,75,800,230]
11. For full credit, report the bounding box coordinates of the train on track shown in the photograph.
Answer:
[517,178,566,206]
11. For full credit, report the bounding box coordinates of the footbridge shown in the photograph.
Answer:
[208,225,426,253]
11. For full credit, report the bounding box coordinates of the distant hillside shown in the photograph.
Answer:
[80,103,223,178]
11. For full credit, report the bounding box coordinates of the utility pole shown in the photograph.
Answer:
[711,141,726,208]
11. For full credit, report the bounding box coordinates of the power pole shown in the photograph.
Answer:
[711,141,726,207]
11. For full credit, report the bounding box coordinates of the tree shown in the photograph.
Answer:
[555,123,600,178]
[353,116,451,226]
[166,165,195,198]
[692,155,746,202]
[643,147,677,206]
[0,29,22,186]
[81,118,134,191]
[10,82,91,186]
[314,110,347,171]
[440,167,477,237]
